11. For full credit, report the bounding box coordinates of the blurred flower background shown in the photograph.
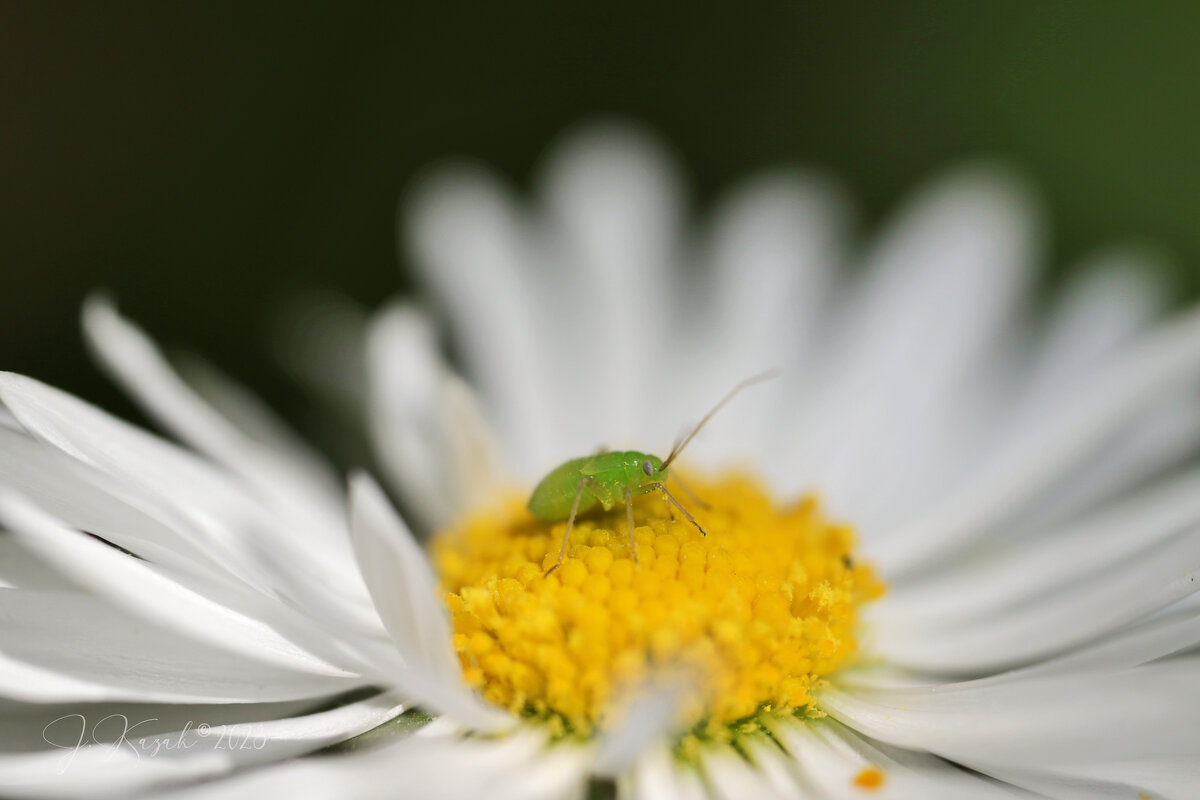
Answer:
[4,3,1199,442]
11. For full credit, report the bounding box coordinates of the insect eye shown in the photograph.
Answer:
[642,460,654,476]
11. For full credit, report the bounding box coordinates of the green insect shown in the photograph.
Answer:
[528,371,777,576]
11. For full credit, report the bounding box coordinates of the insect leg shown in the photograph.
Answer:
[670,473,711,510]
[544,476,589,577]
[658,484,708,537]
[623,487,638,565]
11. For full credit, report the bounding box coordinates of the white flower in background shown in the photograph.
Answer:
[2,121,1200,800]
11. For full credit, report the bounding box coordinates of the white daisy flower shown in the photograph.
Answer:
[2,121,1199,800]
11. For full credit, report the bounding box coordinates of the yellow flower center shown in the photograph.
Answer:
[434,472,884,738]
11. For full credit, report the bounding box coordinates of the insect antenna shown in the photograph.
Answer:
[661,369,780,469]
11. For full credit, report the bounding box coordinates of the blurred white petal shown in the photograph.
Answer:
[82,297,347,544]
[685,170,849,473]
[364,303,502,532]
[701,745,789,800]
[405,166,557,474]
[536,121,684,450]
[788,165,1039,525]
[874,303,1200,576]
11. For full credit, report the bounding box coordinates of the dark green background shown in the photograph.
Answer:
[4,3,1199,430]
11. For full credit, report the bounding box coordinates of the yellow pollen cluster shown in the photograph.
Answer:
[434,473,884,737]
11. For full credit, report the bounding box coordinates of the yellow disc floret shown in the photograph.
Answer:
[434,472,884,738]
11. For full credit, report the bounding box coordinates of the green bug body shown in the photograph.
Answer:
[527,451,666,520]
[527,371,778,576]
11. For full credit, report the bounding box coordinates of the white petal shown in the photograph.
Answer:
[404,165,557,474]
[1014,247,1167,421]
[678,170,848,472]
[734,740,820,800]
[174,352,347,504]
[232,526,412,682]
[0,372,368,605]
[0,590,353,704]
[1002,391,1200,536]
[0,442,358,645]
[872,525,1200,672]
[0,695,321,752]
[82,297,347,547]
[874,302,1200,576]
[960,762,1159,800]
[593,676,689,778]
[763,717,1025,799]
[348,473,513,732]
[0,534,70,591]
[535,121,685,450]
[348,474,459,670]
[820,660,1200,766]
[0,492,350,678]
[700,745,788,800]
[1027,757,1200,800]
[0,423,231,580]
[625,742,701,800]
[0,694,404,799]
[843,606,1200,697]
[364,304,503,532]
[0,444,386,680]
[152,728,586,800]
[0,653,153,705]
[877,462,1200,626]
[783,164,1038,519]
[1021,607,1200,676]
